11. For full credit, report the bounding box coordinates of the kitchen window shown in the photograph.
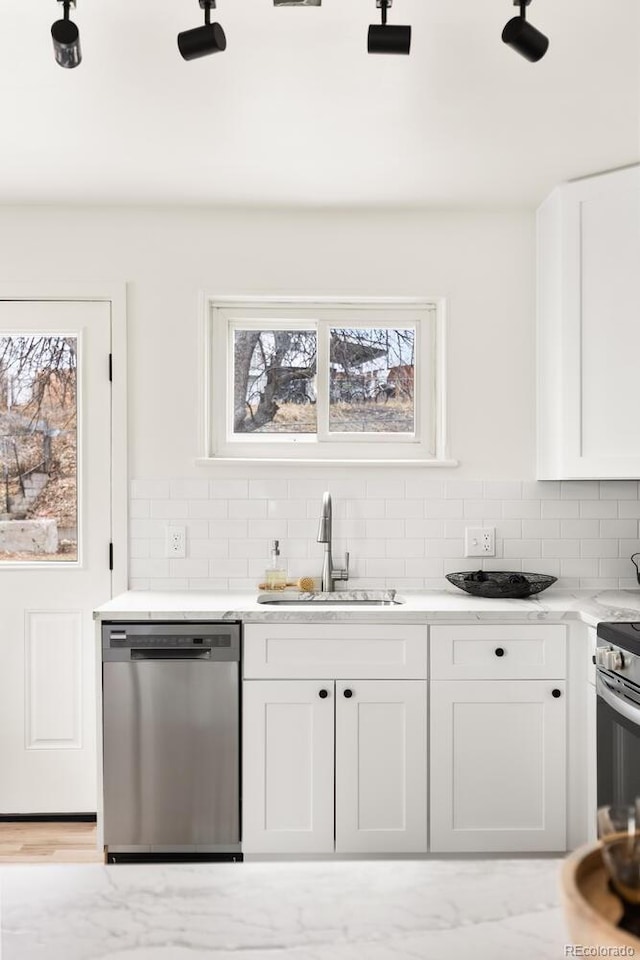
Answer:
[203,298,451,463]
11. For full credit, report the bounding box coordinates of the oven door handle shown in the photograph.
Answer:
[597,673,640,727]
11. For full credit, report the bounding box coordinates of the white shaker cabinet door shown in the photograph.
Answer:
[335,680,427,854]
[242,680,334,854]
[537,165,640,478]
[430,680,566,853]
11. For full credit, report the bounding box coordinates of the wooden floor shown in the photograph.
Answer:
[0,821,102,864]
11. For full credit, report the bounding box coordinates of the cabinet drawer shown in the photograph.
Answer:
[243,624,427,679]
[430,624,566,680]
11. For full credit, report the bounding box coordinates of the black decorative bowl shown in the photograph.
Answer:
[446,570,557,599]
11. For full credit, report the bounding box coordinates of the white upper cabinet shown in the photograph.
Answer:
[537,165,640,479]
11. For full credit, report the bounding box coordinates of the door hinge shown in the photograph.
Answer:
[108,353,113,382]
[109,542,114,570]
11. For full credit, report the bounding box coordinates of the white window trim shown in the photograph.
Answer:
[198,295,455,466]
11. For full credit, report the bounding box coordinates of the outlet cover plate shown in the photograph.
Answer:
[166,525,186,558]
[464,526,496,557]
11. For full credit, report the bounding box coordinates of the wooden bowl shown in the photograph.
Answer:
[561,842,640,948]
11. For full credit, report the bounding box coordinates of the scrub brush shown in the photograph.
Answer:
[258,576,316,592]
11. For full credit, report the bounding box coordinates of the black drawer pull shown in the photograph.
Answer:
[494,647,505,657]
[319,689,329,699]
[552,688,562,698]
[343,689,353,699]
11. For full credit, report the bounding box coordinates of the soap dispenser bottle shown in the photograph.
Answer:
[266,540,287,590]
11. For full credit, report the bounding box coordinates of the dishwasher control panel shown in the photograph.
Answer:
[102,621,241,661]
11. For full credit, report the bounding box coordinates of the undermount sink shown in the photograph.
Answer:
[256,589,404,606]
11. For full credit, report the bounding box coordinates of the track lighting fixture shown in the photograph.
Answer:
[178,0,227,61]
[368,0,411,56]
[51,0,81,69]
[502,0,549,62]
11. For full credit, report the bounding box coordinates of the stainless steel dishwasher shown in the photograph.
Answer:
[102,621,241,863]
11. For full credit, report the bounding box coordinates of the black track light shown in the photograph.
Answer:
[502,0,549,62]
[178,0,227,61]
[368,0,411,55]
[51,0,81,69]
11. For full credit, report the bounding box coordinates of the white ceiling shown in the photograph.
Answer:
[1,0,638,208]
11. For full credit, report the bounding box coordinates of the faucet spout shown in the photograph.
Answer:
[317,491,332,544]
[316,491,349,593]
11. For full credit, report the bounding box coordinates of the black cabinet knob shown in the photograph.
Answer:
[495,647,505,657]
[552,688,562,698]
[319,689,328,699]
[343,689,353,698]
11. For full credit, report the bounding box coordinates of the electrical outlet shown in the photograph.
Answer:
[166,525,186,558]
[464,526,496,558]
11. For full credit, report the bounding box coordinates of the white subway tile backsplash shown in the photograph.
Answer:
[190,540,230,559]
[386,539,425,558]
[229,500,266,520]
[169,479,209,500]
[385,500,424,519]
[600,481,639,500]
[268,500,307,520]
[425,500,464,519]
[366,479,404,499]
[561,481,599,500]
[188,500,228,520]
[210,480,250,499]
[561,559,599,578]
[600,519,640,539]
[581,539,619,559]
[150,500,189,519]
[521,519,560,539]
[169,559,209,579]
[560,519,600,539]
[542,540,579,559]
[131,479,170,500]
[503,540,541,559]
[464,500,502,520]
[541,501,580,519]
[522,481,560,499]
[484,481,522,500]
[445,480,483,500]
[502,500,540,519]
[128,476,640,591]
[580,500,618,519]
[249,479,288,499]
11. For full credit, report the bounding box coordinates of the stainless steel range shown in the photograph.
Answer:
[596,621,640,808]
[101,621,242,863]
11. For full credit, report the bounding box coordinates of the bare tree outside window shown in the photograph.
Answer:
[231,326,416,437]
[0,336,77,561]
[233,330,317,434]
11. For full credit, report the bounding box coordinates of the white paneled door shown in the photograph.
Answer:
[0,301,112,813]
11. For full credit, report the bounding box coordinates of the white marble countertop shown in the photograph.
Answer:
[0,858,567,960]
[94,587,640,627]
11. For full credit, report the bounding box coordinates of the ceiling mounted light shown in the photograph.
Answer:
[273,1,321,5]
[368,0,411,55]
[178,0,227,61]
[51,0,81,69]
[502,0,549,62]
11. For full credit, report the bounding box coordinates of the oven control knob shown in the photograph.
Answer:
[603,649,624,671]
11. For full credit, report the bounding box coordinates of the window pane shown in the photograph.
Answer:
[329,328,415,434]
[233,330,317,435]
[0,336,77,562]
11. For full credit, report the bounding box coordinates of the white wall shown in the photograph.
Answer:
[0,205,535,479]
[1,204,637,590]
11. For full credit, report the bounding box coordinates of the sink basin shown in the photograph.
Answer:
[256,589,404,606]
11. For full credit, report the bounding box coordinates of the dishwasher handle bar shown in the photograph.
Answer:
[130,647,213,660]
